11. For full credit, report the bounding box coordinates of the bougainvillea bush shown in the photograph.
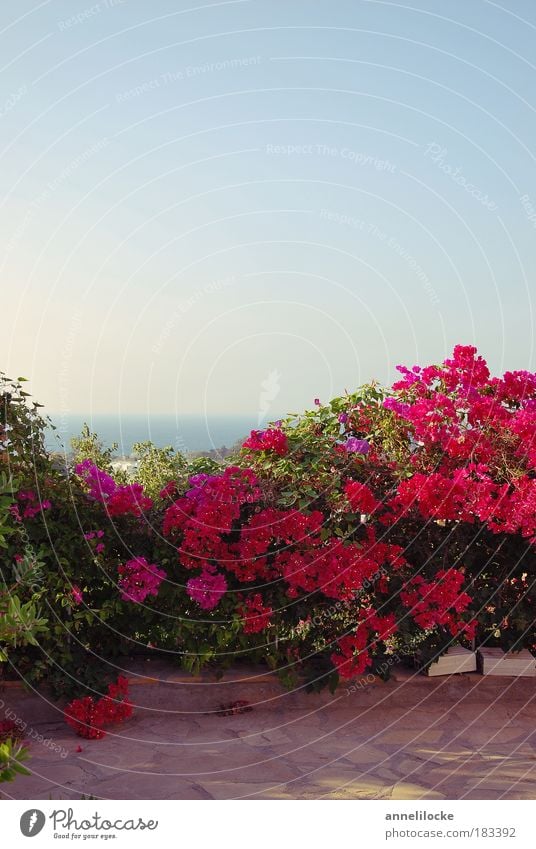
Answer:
[1,346,535,699]
[235,345,535,678]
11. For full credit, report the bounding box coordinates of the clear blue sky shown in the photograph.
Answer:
[2,0,535,417]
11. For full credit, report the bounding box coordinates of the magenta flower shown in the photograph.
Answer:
[344,437,370,454]
[338,412,349,423]
[11,490,52,520]
[75,460,116,500]
[71,585,83,605]
[159,480,177,500]
[382,397,411,417]
[242,429,288,456]
[186,570,227,611]
[118,557,166,604]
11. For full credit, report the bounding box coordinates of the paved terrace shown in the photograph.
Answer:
[1,663,535,800]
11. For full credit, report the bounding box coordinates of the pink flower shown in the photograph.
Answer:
[107,484,152,516]
[382,397,410,417]
[345,481,381,514]
[11,490,52,521]
[118,557,166,603]
[75,461,116,500]
[71,585,84,605]
[238,593,273,633]
[159,481,178,500]
[186,571,227,610]
[242,428,288,456]
[76,462,152,516]
[344,437,370,454]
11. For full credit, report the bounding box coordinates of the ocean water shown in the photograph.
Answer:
[45,414,259,456]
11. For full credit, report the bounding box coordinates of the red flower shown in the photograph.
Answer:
[344,481,380,514]
[0,720,25,743]
[64,677,133,739]
[242,428,288,456]
[331,626,373,680]
[238,594,273,634]
[400,568,472,635]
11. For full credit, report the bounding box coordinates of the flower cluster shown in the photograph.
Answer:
[379,346,536,542]
[84,529,105,554]
[186,570,227,610]
[117,557,167,603]
[242,427,288,456]
[14,344,533,691]
[163,464,407,614]
[385,345,536,470]
[344,481,380,515]
[9,489,51,522]
[64,677,133,739]
[107,483,153,517]
[0,719,25,744]
[238,593,273,633]
[343,437,370,455]
[75,461,152,516]
[159,480,178,500]
[70,584,84,605]
[163,466,261,570]
[331,611,397,680]
[400,569,475,637]
[75,460,116,500]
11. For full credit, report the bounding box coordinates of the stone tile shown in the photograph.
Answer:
[314,773,393,799]
[334,743,390,764]
[391,781,446,799]
[97,773,191,800]
[375,728,444,746]
[2,667,535,800]
[236,728,294,747]
[197,780,284,799]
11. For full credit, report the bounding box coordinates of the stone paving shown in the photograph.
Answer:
[1,663,535,800]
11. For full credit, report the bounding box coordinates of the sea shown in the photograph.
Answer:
[44,413,262,456]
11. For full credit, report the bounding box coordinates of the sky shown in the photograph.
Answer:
[1,0,536,418]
